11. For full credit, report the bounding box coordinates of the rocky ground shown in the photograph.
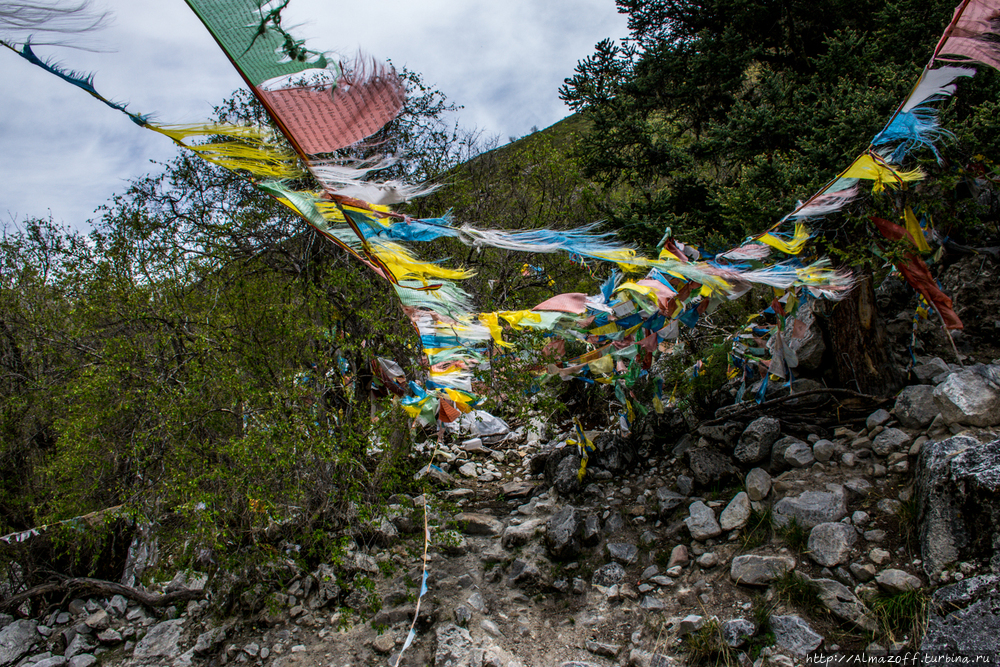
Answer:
[2,353,1000,667]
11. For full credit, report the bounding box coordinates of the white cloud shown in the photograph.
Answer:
[0,0,628,230]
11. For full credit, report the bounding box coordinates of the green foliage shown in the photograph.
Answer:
[868,588,928,646]
[740,506,774,551]
[773,571,823,614]
[563,0,1000,252]
[683,619,738,667]
[778,518,811,554]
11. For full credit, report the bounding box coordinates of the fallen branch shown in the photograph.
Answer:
[703,388,891,426]
[0,575,204,614]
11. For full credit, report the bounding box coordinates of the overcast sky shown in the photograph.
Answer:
[1,0,628,231]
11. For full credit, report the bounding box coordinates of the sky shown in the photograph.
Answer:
[1,0,630,232]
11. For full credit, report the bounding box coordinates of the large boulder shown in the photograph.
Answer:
[921,574,1000,660]
[734,417,781,465]
[770,615,823,656]
[133,619,185,663]
[916,436,1000,576]
[0,620,38,666]
[933,368,1000,427]
[730,554,795,585]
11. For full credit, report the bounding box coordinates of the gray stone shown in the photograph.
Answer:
[592,562,626,587]
[82,611,109,632]
[730,554,795,585]
[773,487,847,529]
[784,440,816,468]
[96,628,122,644]
[916,436,1000,576]
[786,300,825,370]
[34,657,67,667]
[192,627,227,655]
[735,417,781,465]
[435,624,475,667]
[656,487,686,518]
[746,468,771,501]
[697,552,719,568]
[771,615,823,656]
[457,462,478,478]
[771,436,804,471]
[67,657,95,667]
[0,620,38,666]
[603,511,625,535]
[454,512,503,536]
[812,439,836,463]
[678,615,704,636]
[806,577,877,632]
[719,492,751,531]
[132,619,184,662]
[934,370,1000,427]
[676,475,694,496]
[872,428,912,457]
[582,514,601,546]
[866,409,891,430]
[875,569,922,593]
[808,522,857,567]
[913,357,951,383]
[667,544,689,568]
[685,501,722,541]
[63,634,94,661]
[921,574,1000,661]
[607,542,638,564]
[501,481,539,499]
[686,448,739,488]
[165,570,208,593]
[722,619,756,647]
[639,596,668,610]
[585,639,622,658]
[697,422,743,447]
[545,506,580,560]
[508,554,547,588]
[502,518,544,549]
[106,596,127,618]
[893,385,938,429]
[850,562,876,582]
[552,454,583,495]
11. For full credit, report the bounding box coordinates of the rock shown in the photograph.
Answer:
[668,545,689,568]
[697,422,743,446]
[934,369,1000,427]
[866,409,891,430]
[913,357,950,383]
[585,639,622,658]
[921,574,1000,661]
[772,487,847,529]
[875,569,922,593]
[719,492,751,531]
[166,570,208,593]
[685,501,722,541]
[678,615,704,635]
[508,553,547,588]
[132,619,184,662]
[872,428,912,456]
[656,487,686,518]
[457,462,478,478]
[192,628,226,655]
[552,454,583,495]
[893,385,938,429]
[808,522,857,567]
[545,507,580,560]
[639,596,668,610]
[0,620,38,666]
[603,511,625,535]
[850,562,876,582]
[593,562,626,587]
[64,634,95,660]
[582,514,601,546]
[96,628,122,644]
[735,417,781,465]
[676,475,694,496]
[730,554,795,585]
[806,577,877,631]
[746,468,771,501]
[82,611,109,632]
[686,448,739,488]
[783,440,816,468]
[870,548,891,565]
[771,436,803,471]
[67,656,95,667]
[607,542,639,564]
[628,649,680,667]
[501,481,539,499]
[697,552,719,568]
[812,440,836,463]
[435,624,475,667]
[415,464,456,487]
[34,657,67,667]
[722,619,756,647]
[786,300,825,370]
[770,615,823,656]
[454,513,503,536]
[916,436,1000,576]
[372,632,395,654]
[502,518,544,549]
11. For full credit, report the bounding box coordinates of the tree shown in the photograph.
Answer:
[561,0,1000,394]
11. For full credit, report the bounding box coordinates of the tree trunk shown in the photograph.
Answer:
[821,270,903,397]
